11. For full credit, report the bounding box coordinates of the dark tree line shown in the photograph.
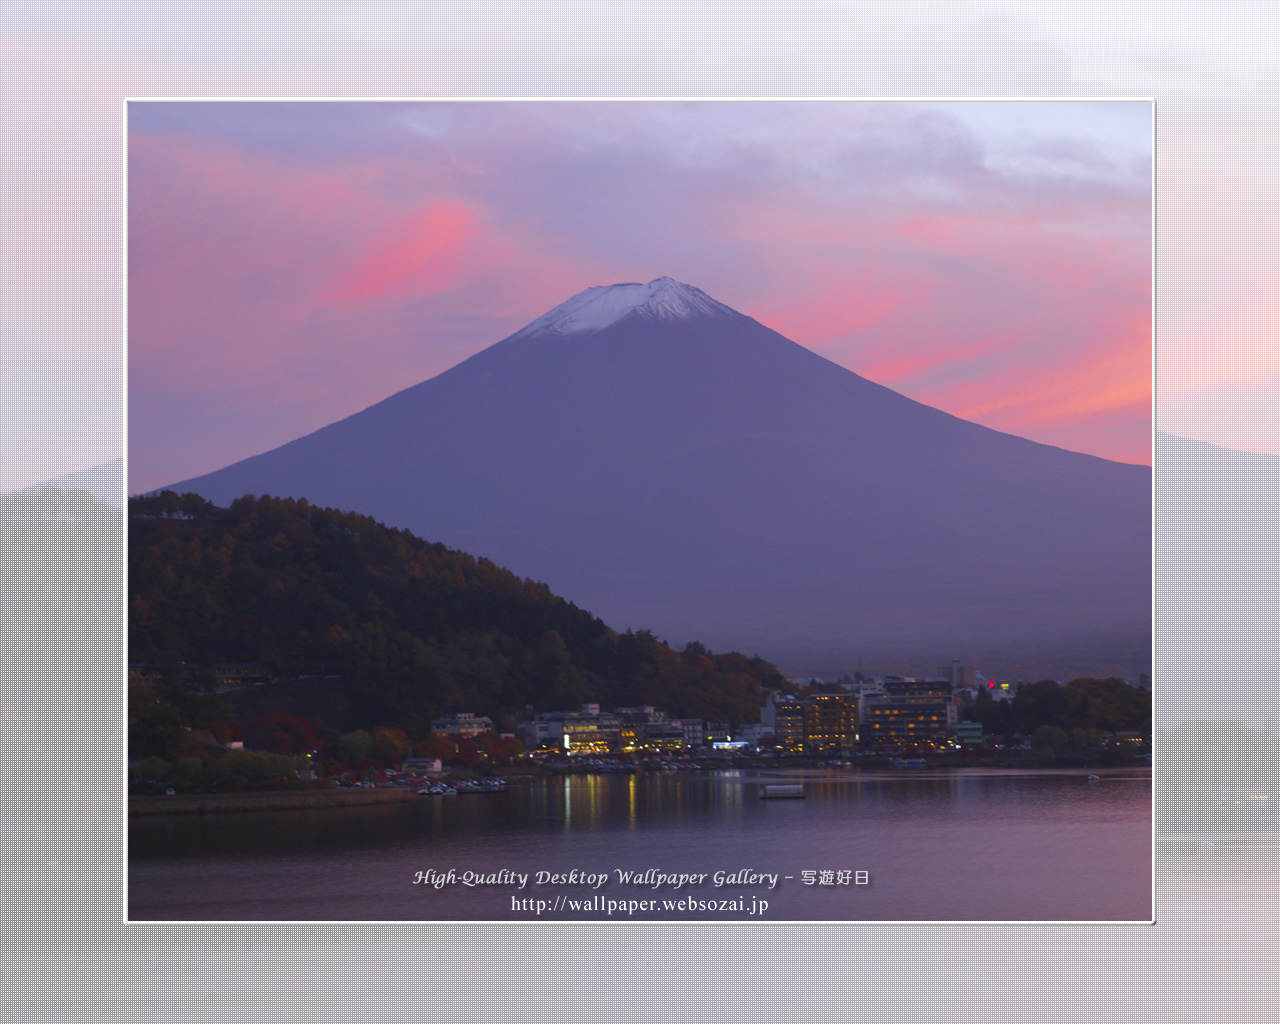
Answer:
[968,677,1151,741]
[129,493,786,753]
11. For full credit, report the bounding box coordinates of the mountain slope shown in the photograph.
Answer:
[9,458,123,508]
[1155,432,1280,729]
[128,493,784,735]
[166,278,1151,676]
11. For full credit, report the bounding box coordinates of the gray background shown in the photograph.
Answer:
[3,2,1276,1020]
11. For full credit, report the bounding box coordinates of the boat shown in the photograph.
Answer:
[455,779,508,793]
[761,784,805,800]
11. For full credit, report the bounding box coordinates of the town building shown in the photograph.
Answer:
[863,678,958,745]
[771,699,805,750]
[735,722,772,746]
[852,677,885,720]
[802,693,858,753]
[756,692,857,751]
[644,723,688,751]
[939,660,979,690]
[671,718,705,748]
[521,705,622,754]
[429,712,495,737]
[614,706,670,750]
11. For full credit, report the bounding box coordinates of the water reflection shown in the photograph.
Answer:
[130,767,1153,922]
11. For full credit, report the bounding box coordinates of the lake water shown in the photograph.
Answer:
[128,766,1152,923]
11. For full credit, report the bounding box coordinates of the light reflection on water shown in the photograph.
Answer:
[129,767,1151,922]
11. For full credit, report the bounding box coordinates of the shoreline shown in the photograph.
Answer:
[129,786,420,816]
[130,764,1149,816]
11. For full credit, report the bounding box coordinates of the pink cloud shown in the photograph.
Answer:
[854,327,1027,389]
[129,132,363,359]
[128,104,1153,488]
[748,275,921,348]
[915,309,1151,450]
[320,201,482,305]
[127,127,620,488]
[130,132,519,389]
[719,196,1149,463]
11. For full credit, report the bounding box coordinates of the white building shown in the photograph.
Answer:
[429,712,494,737]
[736,722,772,746]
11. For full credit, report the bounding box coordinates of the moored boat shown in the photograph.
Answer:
[761,784,805,800]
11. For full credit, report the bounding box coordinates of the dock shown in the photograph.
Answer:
[760,784,805,800]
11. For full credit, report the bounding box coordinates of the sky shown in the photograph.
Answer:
[127,100,1153,494]
[4,0,1280,1016]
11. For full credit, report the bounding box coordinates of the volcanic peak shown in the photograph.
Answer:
[508,277,738,341]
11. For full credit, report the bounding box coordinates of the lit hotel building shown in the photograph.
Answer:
[802,694,858,753]
[862,677,957,745]
[522,705,621,754]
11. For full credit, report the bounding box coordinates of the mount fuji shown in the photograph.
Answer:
[162,277,1151,677]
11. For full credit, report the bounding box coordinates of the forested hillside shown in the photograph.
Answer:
[129,493,786,747]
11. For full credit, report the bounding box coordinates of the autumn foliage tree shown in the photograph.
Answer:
[370,726,410,766]
[129,493,788,753]
[414,733,457,760]
[252,712,320,756]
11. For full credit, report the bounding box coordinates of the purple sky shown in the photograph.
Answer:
[128,100,1152,494]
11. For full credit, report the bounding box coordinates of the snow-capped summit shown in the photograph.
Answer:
[508,277,739,341]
